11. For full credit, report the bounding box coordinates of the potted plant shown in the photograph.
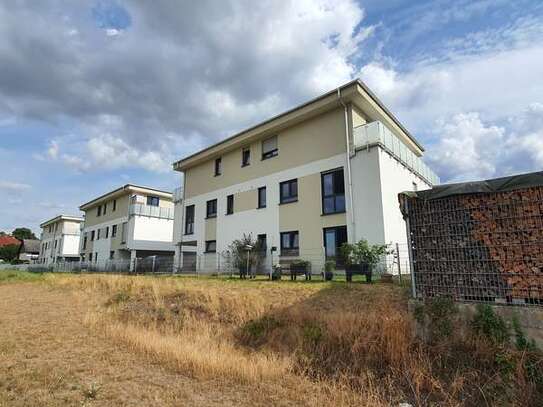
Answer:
[340,239,389,283]
[323,260,335,281]
[290,259,311,281]
[271,264,282,280]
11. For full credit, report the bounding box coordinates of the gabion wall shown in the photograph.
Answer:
[401,187,543,306]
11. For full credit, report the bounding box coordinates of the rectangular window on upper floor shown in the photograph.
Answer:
[185,205,195,235]
[280,179,298,204]
[147,195,160,206]
[206,199,217,218]
[214,157,222,176]
[112,224,117,237]
[321,168,345,215]
[91,230,95,241]
[103,202,107,215]
[226,194,234,215]
[258,186,266,208]
[113,199,117,211]
[262,135,278,160]
[242,147,251,167]
[97,205,102,216]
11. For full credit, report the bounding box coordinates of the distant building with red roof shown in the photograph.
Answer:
[0,235,20,248]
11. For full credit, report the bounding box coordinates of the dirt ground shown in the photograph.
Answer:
[0,283,281,407]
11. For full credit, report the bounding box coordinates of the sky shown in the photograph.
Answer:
[1,0,543,234]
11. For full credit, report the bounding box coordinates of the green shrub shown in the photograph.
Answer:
[302,323,323,346]
[417,297,458,341]
[241,316,282,345]
[471,304,509,345]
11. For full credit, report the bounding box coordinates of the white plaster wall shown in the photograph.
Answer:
[377,148,432,247]
[132,216,173,243]
[61,234,81,257]
[349,147,387,244]
[63,221,81,235]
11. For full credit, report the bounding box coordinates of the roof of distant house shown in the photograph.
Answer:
[0,235,21,247]
[19,239,40,254]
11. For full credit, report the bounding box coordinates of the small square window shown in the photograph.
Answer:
[206,199,217,218]
[205,240,216,253]
[280,179,298,204]
[242,148,251,167]
[262,135,278,160]
[226,195,234,215]
[214,158,222,176]
[147,195,160,206]
[280,231,299,256]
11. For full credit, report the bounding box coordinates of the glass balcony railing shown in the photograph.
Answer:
[129,203,174,220]
[353,121,440,186]
[173,186,184,203]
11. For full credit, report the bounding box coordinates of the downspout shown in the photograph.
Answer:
[337,88,356,242]
[177,172,187,273]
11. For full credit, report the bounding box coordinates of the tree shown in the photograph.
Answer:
[11,227,36,240]
[0,244,20,262]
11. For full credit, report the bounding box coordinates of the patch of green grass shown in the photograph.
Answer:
[0,269,45,284]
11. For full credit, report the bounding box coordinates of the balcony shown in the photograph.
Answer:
[129,203,174,220]
[173,186,184,203]
[353,121,440,186]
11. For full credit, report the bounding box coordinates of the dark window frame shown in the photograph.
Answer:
[280,231,299,257]
[105,226,109,239]
[261,135,278,160]
[97,205,102,217]
[90,230,95,241]
[280,179,298,204]
[214,157,222,176]
[242,148,251,167]
[226,194,234,215]
[103,202,107,215]
[112,224,117,237]
[147,195,160,206]
[206,199,217,218]
[257,186,266,208]
[113,199,117,211]
[205,240,217,253]
[257,234,267,254]
[321,168,346,215]
[185,205,195,235]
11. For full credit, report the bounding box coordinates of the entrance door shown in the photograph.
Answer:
[323,226,348,267]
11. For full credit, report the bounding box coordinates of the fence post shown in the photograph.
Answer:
[402,200,417,299]
[396,243,402,283]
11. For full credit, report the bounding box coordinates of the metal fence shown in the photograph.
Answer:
[401,187,543,306]
[175,244,412,281]
[26,256,174,274]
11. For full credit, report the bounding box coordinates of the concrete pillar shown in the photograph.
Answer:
[130,250,137,272]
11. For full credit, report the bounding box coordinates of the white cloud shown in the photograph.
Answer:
[0,181,31,192]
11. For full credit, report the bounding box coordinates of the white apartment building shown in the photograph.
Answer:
[172,79,439,272]
[38,215,84,265]
[79,184,175,268]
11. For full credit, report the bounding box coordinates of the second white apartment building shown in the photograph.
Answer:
[172,79,439,272]
[79,184,175,267]
[38,215,84,265]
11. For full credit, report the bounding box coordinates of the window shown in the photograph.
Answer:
[103,202,107,215]
[205,240,217,253]
[82,234,87,250]
[109,251,115,260]
[97,205,102,216]
[88,253,92,262]
[91,230,95,241]
[262,135,278,159]
[214,157,222,176]
[257,234,267,254]
[185,205,195,234]
[97,228,101,240]
[147,195,160,206]
[113,199,117,211]
[280,231,299,256]
[321,168,345,214]
[55,223,58,232]
[226,194,234,215]
[242,148,251,167]
[81,254,85,262]
[258,186,266,208]
[323,226,348,267]
[206,199,217,218]
[94,253,98,262]
[112,224,117,238]
[280,179,298,204]
[105,226,109,239]
[121,222,127,243]
[54,240,57,248]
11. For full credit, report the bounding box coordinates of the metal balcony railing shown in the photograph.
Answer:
[353,121,440,186]
[129,203,174,220]
[173,186,184,203]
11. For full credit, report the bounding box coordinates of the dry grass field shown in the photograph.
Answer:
[1,271,542,406]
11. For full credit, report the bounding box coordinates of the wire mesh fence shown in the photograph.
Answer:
[401,186,543,306]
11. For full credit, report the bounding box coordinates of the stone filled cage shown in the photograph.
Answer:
[399,171,543,306]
